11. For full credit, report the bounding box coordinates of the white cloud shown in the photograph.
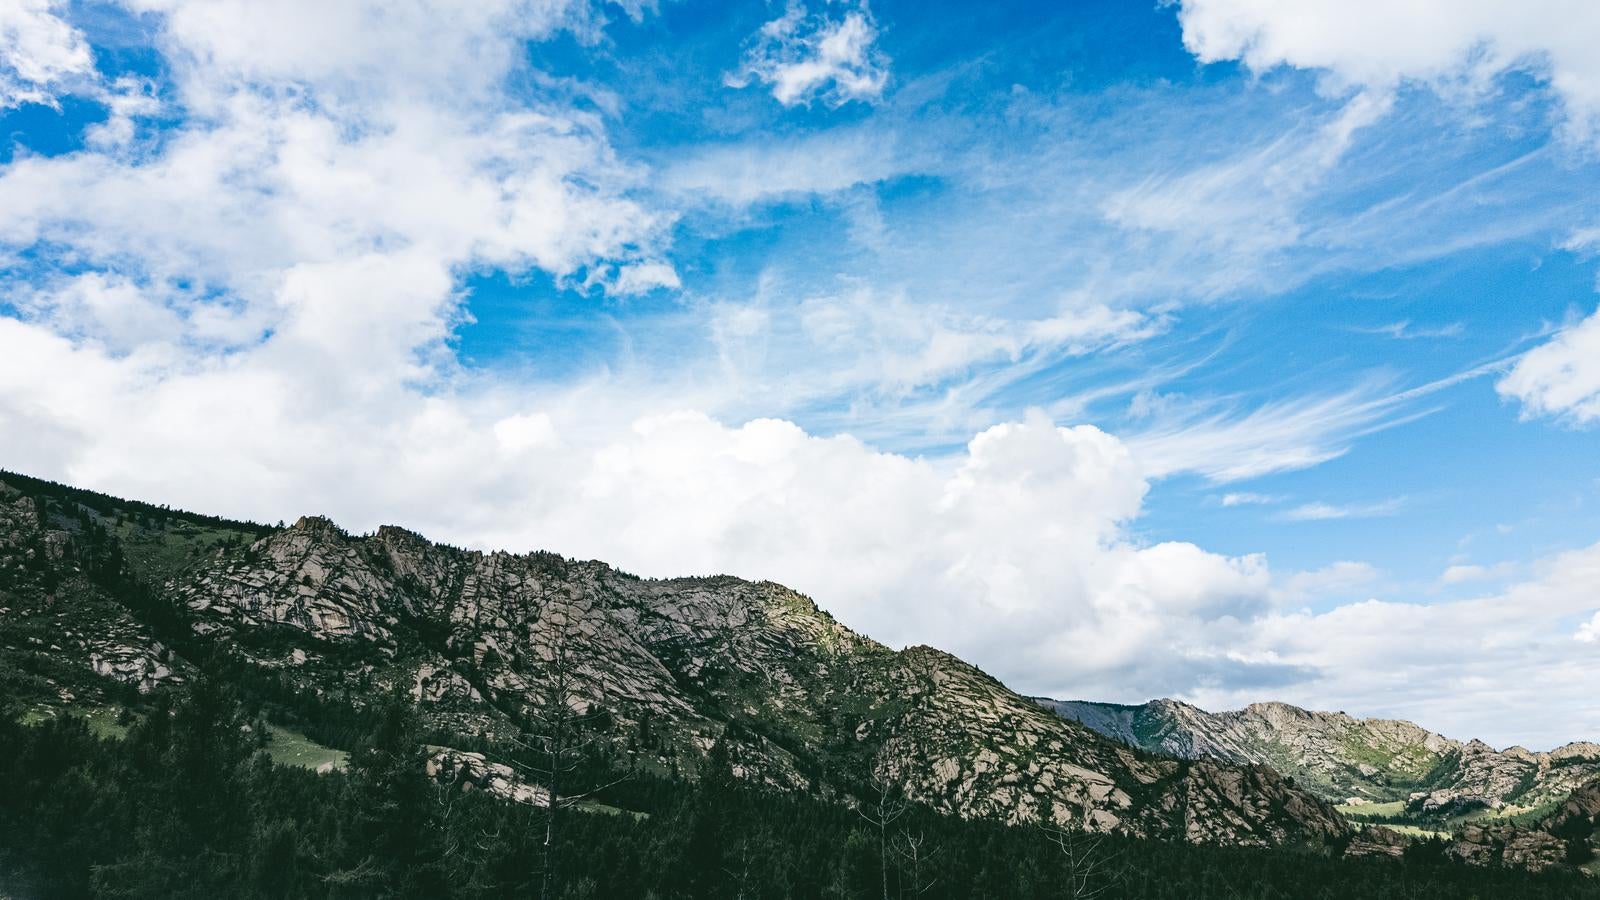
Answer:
[1356,320,1466,340]
[1127,382,1426,482]
[1271,561,1379,605]
[0,0,1273,706]
[1221,491,1277,506]
[1281,497,1406,522]
[610,261,682,295]
[1177,0,1600,144]
[0,0,1594,750]
[1103,89,1392,271]
[1497,306,1600,424]
[726,0,888,107]
[663,127,904,207]
[700,285,1162,442]
[1440,562,1518,585]
[1127,362,1501,483]
[0,319,1282,699]
[0,0,94,108]
[1197,542,1600,749]
[1578,611,1600,643]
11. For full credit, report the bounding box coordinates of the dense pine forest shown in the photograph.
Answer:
[2,684,1596,900]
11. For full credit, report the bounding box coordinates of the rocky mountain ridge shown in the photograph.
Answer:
[0,471,1347,850]
[1037,697,1600,817]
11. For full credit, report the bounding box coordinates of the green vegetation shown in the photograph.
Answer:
[3,687,1598,900]
[1337,801,1406,818]
[262,723,349,771]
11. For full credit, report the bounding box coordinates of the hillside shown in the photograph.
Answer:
[0,470,1346,850]
[1038,698,1600,820]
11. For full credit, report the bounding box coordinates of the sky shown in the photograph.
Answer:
[1,0,1598,749]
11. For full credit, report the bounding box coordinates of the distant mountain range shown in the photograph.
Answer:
[1036,697,1600,818]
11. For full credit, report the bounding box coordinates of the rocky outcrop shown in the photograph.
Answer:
[0,480,193,704]
[1424,776,1600,874]
[1,472,1354,851]
[1040,697,1600,814]
[1344,825,1410,860]
[1447,823,1569,872]
[425,748,551,806]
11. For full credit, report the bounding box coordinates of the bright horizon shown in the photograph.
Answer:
[1,0,1598,750]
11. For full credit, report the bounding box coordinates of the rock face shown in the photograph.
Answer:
[1427,775,1600,873]
[1038,697,1600,813]
[0,471,1350,850]
[0,482,192,705]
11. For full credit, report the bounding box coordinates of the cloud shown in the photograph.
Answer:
[1356,320,1466,340]
[1271,560,1379,603]
[1198,542,1600,749]
[0,318,1283,700]
[1578,611,1600,644]
[1440,562,1519,585]
[1102,88,1393,274]
[1,0,1595,749]
[0,0,94,108]
[1497,306,1600,425]
[1126,361,1504,483]
[726,0,888,107]
[1221,491,1278,506]
[1176,0,1600,144]
[1127,382,1428,482]
[1281,497,1406,522]
[662,127,905,207]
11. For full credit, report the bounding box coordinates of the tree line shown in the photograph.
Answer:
[3,684,1597,899]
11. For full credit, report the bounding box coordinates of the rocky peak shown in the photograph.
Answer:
[5,475,1357,854]
[290,515,346,538]
[1041,696,1600,816]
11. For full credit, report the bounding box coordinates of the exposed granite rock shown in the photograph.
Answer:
[3,473,1350,850]
[1344,825,1410,860]
[1447,823,1568,872]
[426,748,550,806]
[87,640,182,693]
[1040,697,1600,814]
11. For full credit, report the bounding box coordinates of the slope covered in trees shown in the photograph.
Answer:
[3,689,1596,899]
[2,469,1597,896]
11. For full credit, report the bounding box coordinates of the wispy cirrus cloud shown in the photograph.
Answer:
[1220,492,1279,507]
[1280,497,1406,522]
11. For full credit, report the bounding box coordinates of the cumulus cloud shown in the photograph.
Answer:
[1497,306,1600,424]
[1,0,1595,748]
[1176,0,1600,143]
[1198,542,1600,749]
[0,315,1285,700]
[0,0,94,108]
[0,0,1282,706]
[726,0,888,107]
[1578,611,1600,644]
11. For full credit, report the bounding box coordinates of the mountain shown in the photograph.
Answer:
[1037,697,1600,818]
[0,470,1347,851]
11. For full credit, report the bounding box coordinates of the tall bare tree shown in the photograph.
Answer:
[859,770,911,900]
[1040,796,1125,899]
[500,584,621,900]
[894,829,939,898]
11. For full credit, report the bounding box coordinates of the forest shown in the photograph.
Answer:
[2,683,1596,900]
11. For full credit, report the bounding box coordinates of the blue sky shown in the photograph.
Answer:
[2,0,1599,747]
